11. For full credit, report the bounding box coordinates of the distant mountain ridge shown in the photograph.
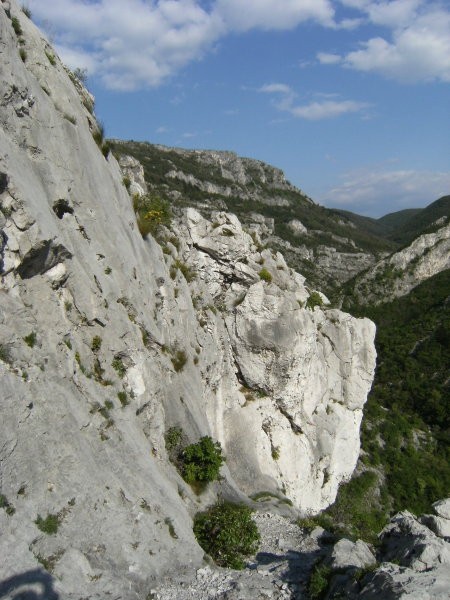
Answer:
[334,195,450,245]
[110,140,398,292]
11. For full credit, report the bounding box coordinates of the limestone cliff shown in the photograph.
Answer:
[347,222,450,306]
[0,2,376,597]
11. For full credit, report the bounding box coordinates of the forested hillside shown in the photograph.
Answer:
[317,270,450,541]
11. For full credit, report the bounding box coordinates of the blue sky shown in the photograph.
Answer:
[27,0,450,217]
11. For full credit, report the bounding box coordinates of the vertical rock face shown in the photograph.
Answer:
[0,2,376,597]
[176,208,376,512]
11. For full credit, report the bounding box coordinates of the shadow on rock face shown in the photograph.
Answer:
[16,240,72,280]
[0,569,59,600]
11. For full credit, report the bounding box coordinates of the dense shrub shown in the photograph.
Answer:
[181,436,224,484]
[193,502,260,569]
[317,471,387,543]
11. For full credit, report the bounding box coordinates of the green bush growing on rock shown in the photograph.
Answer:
[169,259,195,283]
[11,17,23,36]
[306,291,324,310]
[92,122,111,158]
[165,426,183,452]
[0,494,15,516]
[112,357,126,378]
[170,348,188,373]
[258,267,272,283]
[91,335,102,352]
[0,344,12,364]
[133,193,171,238]
[117,391,129,407]
[308,562,333,599]
[23,331,37,347]
[45,51,56,66]
[73,67,88,84]
[193,502,260,569]
[35,513,60,535]
[181,436,224,484]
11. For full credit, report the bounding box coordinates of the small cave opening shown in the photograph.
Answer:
[52,199,74,219]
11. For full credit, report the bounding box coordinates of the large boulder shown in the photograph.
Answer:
[327,538,376,571]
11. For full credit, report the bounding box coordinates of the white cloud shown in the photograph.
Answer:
[329,1,450,83]
[215,0,335,31]
[334,17,364,30]
[54,44,98,75]
[322,168,450,215]
[29,0,224,90]
[343,8,450,82]
[289,99,369,119]
[365,0,421,28]
[28,0,338,91]
[259,83,369,120]
[259,83,294,95]
[317,52,341,65]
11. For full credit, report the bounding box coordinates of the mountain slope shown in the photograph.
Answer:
[361,269,450,514]
[110,140,396,293]
[377,208,422,235]
[387,195,450,245]
[341,219,450,308]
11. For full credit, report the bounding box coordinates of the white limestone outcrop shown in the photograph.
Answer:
[352,223,450,305]
[176,208,376,512]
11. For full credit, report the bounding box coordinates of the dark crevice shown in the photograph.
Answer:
[276,401,304,435]
[0,172,8,195]
[16,240,72,279]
